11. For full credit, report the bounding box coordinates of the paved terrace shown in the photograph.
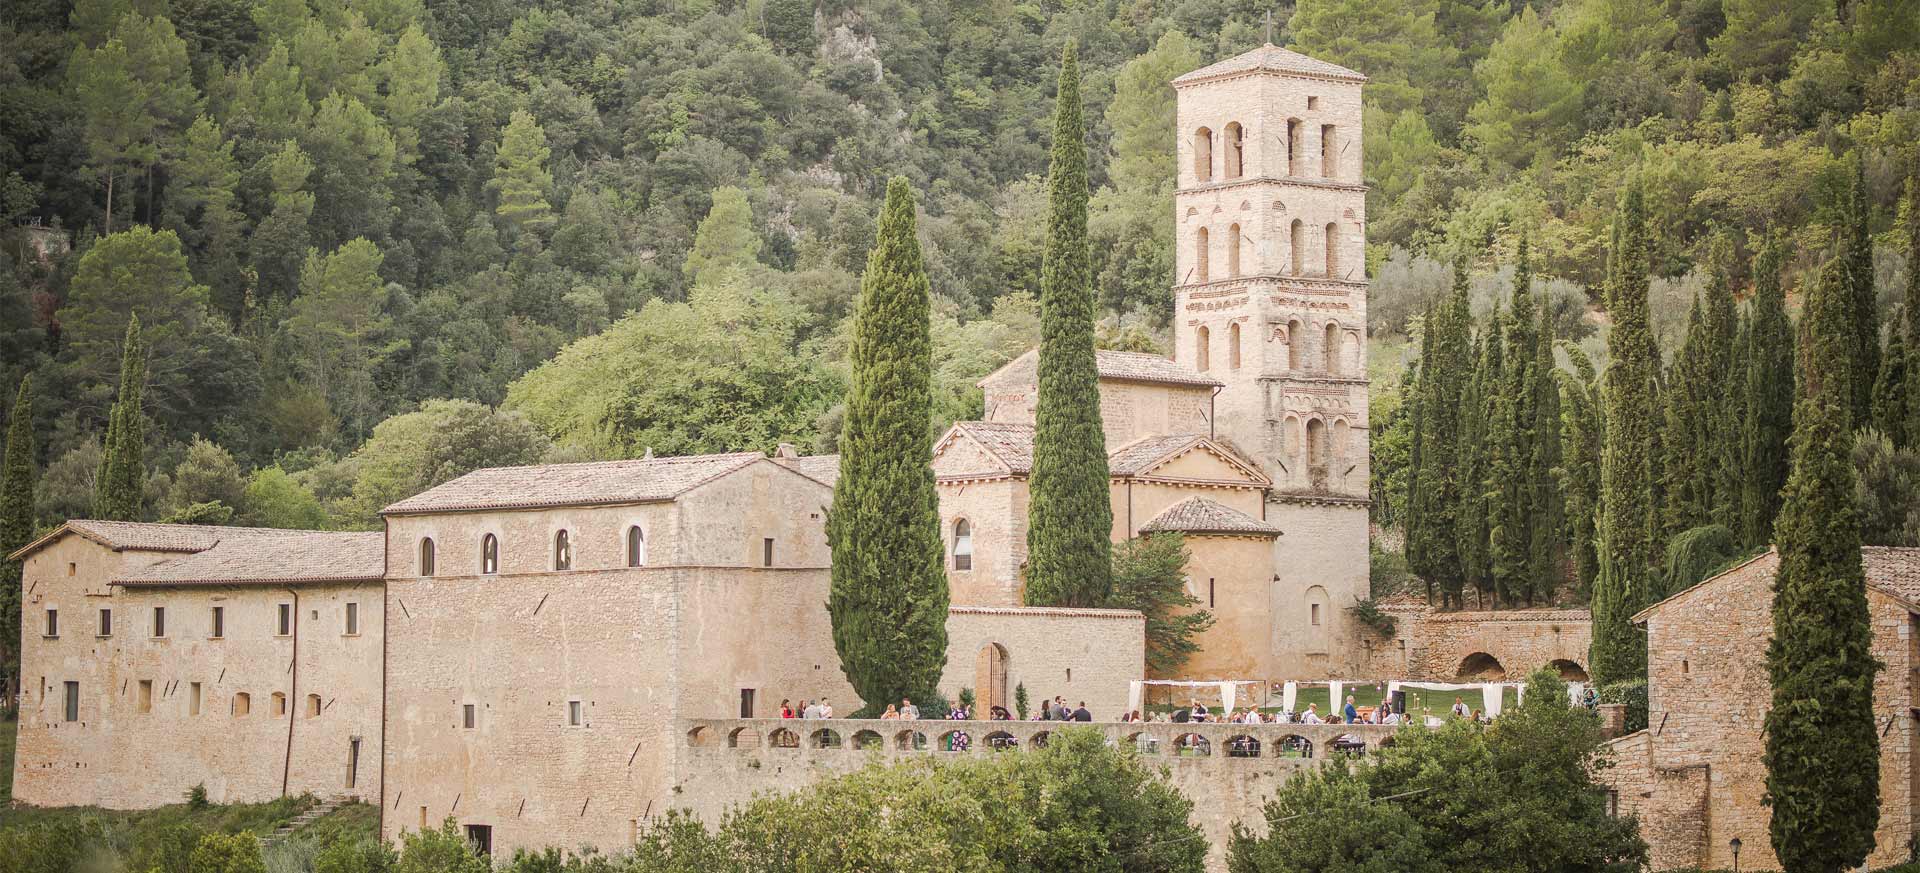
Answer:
[681,717,1402,765]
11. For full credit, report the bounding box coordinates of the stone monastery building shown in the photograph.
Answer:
[4,43,1521,862]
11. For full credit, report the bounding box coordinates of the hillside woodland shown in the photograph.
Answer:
[0,0,1915,539]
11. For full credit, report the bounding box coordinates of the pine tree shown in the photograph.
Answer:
[1591,184,1660,687]
[826,177,950,713]
[1,376,35,671]
[491,109,555,234]
[1742,239,1796,548]
[1560,343,1603,599]
[1024,45,1113,608]
[1409,265,1473,608]
[1842,154,1879,424]
[92,316,146,521]
[1763,252,1881,873]
[1526,300,1564,604]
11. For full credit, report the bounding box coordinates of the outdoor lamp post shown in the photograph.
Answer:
[1730,837,1742,872]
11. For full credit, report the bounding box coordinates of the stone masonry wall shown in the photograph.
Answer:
[941,606,1144,718]
[13,534,382,808]
[1356,598,1593,682]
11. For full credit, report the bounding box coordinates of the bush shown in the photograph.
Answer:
[1348,597,1398,637]
[186,783,210,810]
[1599,679,1650,733]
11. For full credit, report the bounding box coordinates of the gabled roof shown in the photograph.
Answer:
[1172,43,1367,86]
[381,452,766,515]
[9,520,318,561]
[937,421,1037,476]
[978,349,1222,390]
[1633,546,1920,623]
[1140,497,1280,537]
[1106,433,1269,484]
[115,531,385,587]
[776,454,841,489]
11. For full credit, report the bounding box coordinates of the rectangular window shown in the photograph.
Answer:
[44,608,57,638]
[345,602,359,636]
[210,606,224,639]
[153,606,166,638]
[277,603,292,636]
[98,608,111,637]
[63,681,78,722]
[138,679,152,713]
[189,682,202,716]
[568,700,582,727]
[762,538,774,567]
[1604,790,1620,817]
[464,825,493,857]
[1311,604,1321,626]
[739,689,755,719]
[1208,579,1216,609]
[463,703,476,729]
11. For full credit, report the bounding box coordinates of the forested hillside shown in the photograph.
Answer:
[0,0,1915,538]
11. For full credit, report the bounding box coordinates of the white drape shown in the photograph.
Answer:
[1128,681,1144,716]
[1329,681,1344,718]
[1282,681,1298,713]
[1482,683,1502,718]
[1219,682,1237,714]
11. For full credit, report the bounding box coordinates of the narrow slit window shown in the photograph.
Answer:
[345,602,359,636]
[553,530,572,571]
[98,608,111,637]
[44,608,57,638]
[63,681,78,722]
[307,693,321,717]
[953,519,973,571]
[138,680,152,713]
[153,606,166,638]
[211,606,224,639]
[568,700,583,727]
[481,534,499,575]
[277,603,292,636]
[626,526,646,567]
[463,703,476,729]
[762,538,775,567]
[420,538,436,576]
[190,682,202,715]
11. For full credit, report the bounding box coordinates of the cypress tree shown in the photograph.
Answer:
[1763,252,1880,873]
[1703,239,1741,519]
[1024,44,1114,607]
[1490,242,1534,607]
[92,316,146,522]
[1409,265,1472,608]
[1525,300,1564,604]
[1560,343,1603,600]
[1405,304,1437,604]
[1842,154,1879,424]
[1742,238,1796,548]
[1660,291,1711,542]
[1906,178,1920,448]
[1591,184,1659,687]
[1873,325,1909,440]
[827,177,950,713]
[1459,324,1500,607]
[1,376,34,672]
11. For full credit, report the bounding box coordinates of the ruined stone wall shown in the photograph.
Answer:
[671,718,1399,873]
[941,606,1144,718]
[13,535,381,808]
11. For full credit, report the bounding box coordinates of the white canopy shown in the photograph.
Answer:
[1127,679,1264,715]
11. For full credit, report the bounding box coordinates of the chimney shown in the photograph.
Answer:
[775,443,799,460]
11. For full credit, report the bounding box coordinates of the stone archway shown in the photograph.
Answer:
[1456,652,1506,681]
[1549,659,1589,682]
[974,643,1009,714]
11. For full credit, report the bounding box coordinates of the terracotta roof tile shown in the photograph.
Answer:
[10,520,324,560]
[1173,43,1367,85]
[1107,434,1209,476]
[115,531,385,587]
[1140,497,1280,536]
[949,421,1037,475]
[382,453,765,514]
[1092,350,1224,387]
[949,605,1144,621]
[1864,546,1920,604]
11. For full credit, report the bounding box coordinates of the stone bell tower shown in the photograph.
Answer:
[1169,44,1371,677]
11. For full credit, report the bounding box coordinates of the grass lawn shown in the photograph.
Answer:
[1,717,14,805]
[1143,684,1523,721]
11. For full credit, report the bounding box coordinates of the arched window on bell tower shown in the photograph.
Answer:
[1287,320,1303,371]
[1195,226,1210,282]
[1227,223,1242,277]
[1228,322,1242,369]
[1289,220,1304,276]
[1194,127,1213,182]
[1196,325,1211,371]
[1324,322,1340,374]
[1324,222,1339,277]
[1321,124,1337,178]
[1286,119,1303,176]
[1224,122,1243,178]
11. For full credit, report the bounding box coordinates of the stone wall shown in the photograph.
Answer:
[13,534,382,808]
[941,606,1144,717]
[1611,552,1920,871]
[671,717,1401,872]
[1357,598,1592,682]
[935,477,1027,607]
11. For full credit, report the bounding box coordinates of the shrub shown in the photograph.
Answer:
[1599,679,1650,733]
[1347,597,1398,637]
[187,783,210,810]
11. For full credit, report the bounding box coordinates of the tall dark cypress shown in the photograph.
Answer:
[1742,238,1796,548]
[1409,264,1472,608]
[1405,304,1437,604]
[1525,300,1564,604]
[1703,241,1741,519]
[827,177,950,712]
[1873,326,1910,440]
[1906,178,1920,448]
[1024,44,1113,607]
[1459,325,1500,607]
[1660,291,1711,542]
[92,316,146,522]
[1560,343,1603,599]
[1,376,34,672]
[1842,154,1879,425]
[1592,184,1659,687]
[1490,243,1533,607]
[1763,253,1880,873]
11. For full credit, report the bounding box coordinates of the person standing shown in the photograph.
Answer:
[1343,695,1359,724]
[900,698,919,720]
[779,699,794,719]
[820,698,835,719]
[1072,702,1091,722]
[1451,697,1471,719]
